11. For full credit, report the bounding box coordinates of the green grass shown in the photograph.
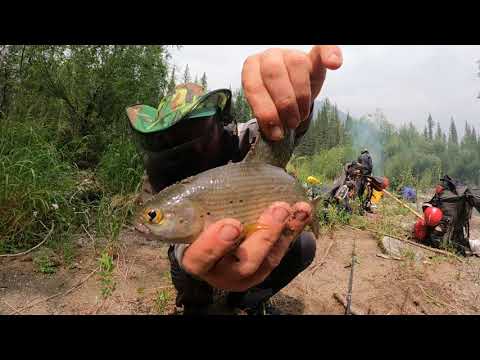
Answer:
[33,248,58,274]
[153,290,170,314]
[0,119,86,253]
[98,250,116,298]
[0,116,143,264]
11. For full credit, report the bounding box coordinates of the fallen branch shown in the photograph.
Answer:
[383,189,423,219]
[333,293,364,315]
[9,267,99,315]
[345,224,463,263]
[0,223,54,258]
[376,253,403,261]
[2,299,20,313]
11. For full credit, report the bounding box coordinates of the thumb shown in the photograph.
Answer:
[308,45,343,98]
[182,219,243,276]
[308,45,343,71]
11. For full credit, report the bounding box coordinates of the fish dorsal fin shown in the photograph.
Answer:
[243,127,296,168]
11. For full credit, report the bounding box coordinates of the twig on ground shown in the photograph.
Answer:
[417,284,462,314]
[310,239,335,275]
[333,293,364,315]
[9,267,99,315]
[376,253,403,261]
[81,224,96,246]
[345,224,463,263]
[0,223,54,258]
[2,299,20,313]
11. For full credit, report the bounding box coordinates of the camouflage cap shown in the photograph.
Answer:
[126,83,231,134]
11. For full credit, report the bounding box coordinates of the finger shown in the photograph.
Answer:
[283,50,312,122]
[181,218,242,276]
[260,49,301,130]
[205,203,314,292]
[289,202,313,232]
[260,202,313,271]
[242,55,283,141]
[308,45,343,98]
[229,202,291,278]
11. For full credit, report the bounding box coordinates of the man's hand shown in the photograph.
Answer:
[242,45,342,141]
[181,202,312,292]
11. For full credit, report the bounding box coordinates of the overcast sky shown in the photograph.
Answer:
[170,45,480,136]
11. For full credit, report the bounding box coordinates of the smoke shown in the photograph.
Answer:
[349,109,387,176]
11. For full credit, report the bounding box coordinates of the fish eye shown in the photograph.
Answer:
[144,208,163,224]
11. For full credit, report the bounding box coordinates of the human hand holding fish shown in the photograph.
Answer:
[180,201,312,292]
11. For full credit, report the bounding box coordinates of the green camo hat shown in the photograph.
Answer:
[127,83,231,134]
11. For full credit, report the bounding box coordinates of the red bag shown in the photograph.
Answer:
[413,218,428,241]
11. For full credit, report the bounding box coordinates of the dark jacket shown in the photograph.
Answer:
[358,152,373,175]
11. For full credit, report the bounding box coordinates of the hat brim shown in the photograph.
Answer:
[127,89,231,134]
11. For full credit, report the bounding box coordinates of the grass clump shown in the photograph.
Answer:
[0,119,89,254]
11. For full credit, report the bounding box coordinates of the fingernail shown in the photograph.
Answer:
[273,207,289,222]
[219,224,240,242]
[328,53,339,63]
[294,211,309,222]
[271,126,284,140]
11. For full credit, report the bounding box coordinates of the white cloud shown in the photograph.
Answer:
[170,45,480,135]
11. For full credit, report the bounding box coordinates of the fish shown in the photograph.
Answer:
[135,126,320,244]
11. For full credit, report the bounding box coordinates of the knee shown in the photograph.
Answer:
[297,232,317,269]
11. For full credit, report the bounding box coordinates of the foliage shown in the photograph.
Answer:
[0,45,172,255]
[98,250,116,298]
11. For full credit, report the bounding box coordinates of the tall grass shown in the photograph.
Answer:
[0,117,89,252]
[0,115,143,255]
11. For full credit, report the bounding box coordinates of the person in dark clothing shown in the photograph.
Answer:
[129,45,343,315]
[356,149,373,205]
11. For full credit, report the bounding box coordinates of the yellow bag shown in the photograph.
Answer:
[371,189,383,204]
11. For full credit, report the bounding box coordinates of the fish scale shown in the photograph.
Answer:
[177,162,307,224]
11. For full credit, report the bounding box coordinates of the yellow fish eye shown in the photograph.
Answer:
[144,208,163,224]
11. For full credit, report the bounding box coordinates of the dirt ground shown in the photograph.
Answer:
[1,214,480,315]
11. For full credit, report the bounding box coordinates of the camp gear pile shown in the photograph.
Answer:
[419,175,480,255]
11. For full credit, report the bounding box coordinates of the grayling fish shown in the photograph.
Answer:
[135,127,320,244]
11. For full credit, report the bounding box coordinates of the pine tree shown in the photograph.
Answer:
[200,72,208,91]
[427,113,434,140]
[464,121,472,146]
[334,104,343,146]
[183,64,191,84]
[232,88,252,123]
[448,117,458,146]
[194,74,198,84]
[167,65,176,94]
[344,112,353,144]
[423,126,428,139]
[317,99,330,151]
[435,121,443,141]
